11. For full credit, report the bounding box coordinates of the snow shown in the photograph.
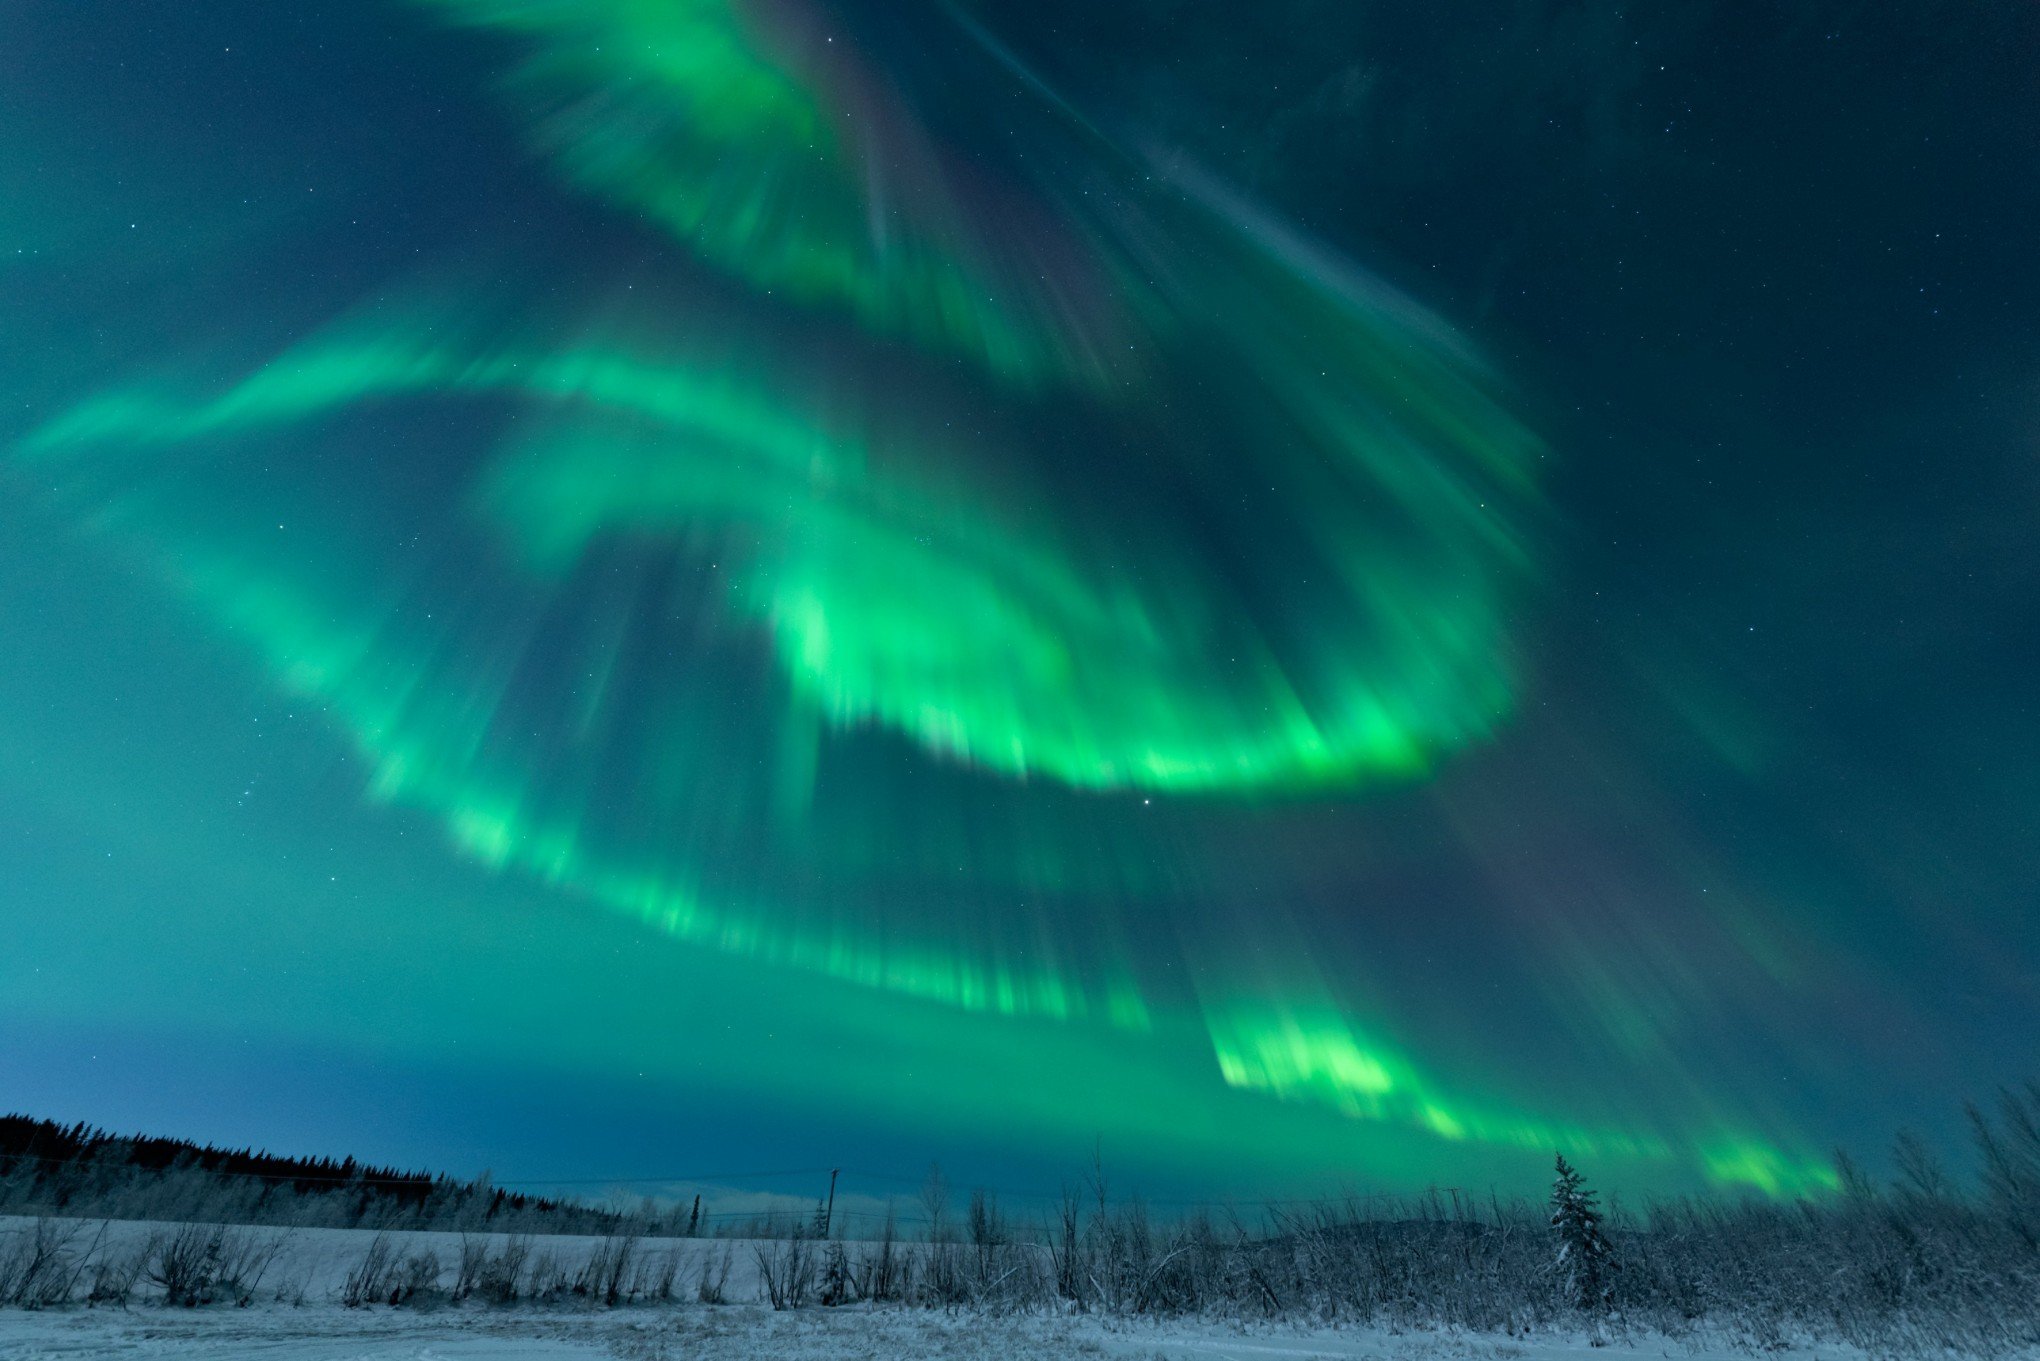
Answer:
[0,1307,1876,1361]
[0,1217,1907,1360]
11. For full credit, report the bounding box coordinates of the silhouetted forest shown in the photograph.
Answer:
[0,1115,624,1234]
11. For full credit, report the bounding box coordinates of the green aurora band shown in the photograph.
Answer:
[29,281,1526,796]
[413,0,1135,387]
[6,0,1843,1198]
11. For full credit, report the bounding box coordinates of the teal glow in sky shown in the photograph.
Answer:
[2,0,2035,1203]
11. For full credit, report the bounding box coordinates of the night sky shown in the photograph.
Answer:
[3,0,2036,1206]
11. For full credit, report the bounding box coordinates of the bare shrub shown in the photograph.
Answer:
[147,1223,229,1307]
[452,1234,487,1301]
[340,1232,441,1308]
[1050,1184,1082,1304]
[576,1229,639,1305]
[137,1222,280,1309]
[394,1248,441,1305]
[754,1230,815,1310]
[696,1243,732,1304]
[627,1245,678,1303]
[920,1237,966,1306]
[479,1235,530,1305]
[525,1247,570,1303]
[87,1237,150,1309]
[0,1218,88,1307]
[271,1268,310,1308]
[214,1228,284,1307]
[855,1208,904,1302]
[340,1233,398,1307]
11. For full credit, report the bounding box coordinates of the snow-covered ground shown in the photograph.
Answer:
[0,1217,1890,1360]
[0,1215,774,1307]
[0,1307,1874,1361]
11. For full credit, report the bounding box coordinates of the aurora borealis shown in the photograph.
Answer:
[4,1,2036,1205]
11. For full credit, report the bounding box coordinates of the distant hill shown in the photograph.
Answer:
[0,1114,643,1235]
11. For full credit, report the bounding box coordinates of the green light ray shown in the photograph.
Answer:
[412,0,1131,388]
[28,281,1532,798]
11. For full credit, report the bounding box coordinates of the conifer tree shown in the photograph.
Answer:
[820,1240,851,1306]
[1550,1152,1617,1311]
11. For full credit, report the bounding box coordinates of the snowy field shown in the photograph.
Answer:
[0,1304,1880,1361]
[0,1216,1976,1360]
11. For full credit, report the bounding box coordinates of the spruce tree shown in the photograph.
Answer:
[820,1240,851,1306]
[1550,1152,1617,1311]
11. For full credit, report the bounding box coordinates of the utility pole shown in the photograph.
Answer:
[823,1167,840,1237]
